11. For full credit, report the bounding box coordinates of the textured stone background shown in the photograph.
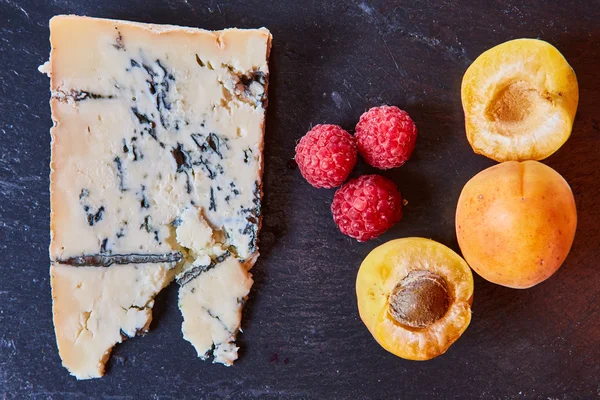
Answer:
[1,0,599,398]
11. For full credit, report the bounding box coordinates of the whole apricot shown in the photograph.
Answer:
[356,238,473,360]
[462,39,578,162]
[456,161,577,289]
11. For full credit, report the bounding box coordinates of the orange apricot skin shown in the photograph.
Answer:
[456,161,577,289]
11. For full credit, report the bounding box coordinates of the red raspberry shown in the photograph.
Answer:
[295,124,357,188]
[331,175,403,241]
[355,105,417,169]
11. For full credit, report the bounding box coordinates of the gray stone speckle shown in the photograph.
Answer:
[331,91,344,109]
[358,2,374,15]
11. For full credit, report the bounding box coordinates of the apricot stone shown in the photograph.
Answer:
[456,161,577,289]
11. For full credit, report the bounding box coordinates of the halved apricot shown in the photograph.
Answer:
[462,39,578,162]
[356,238,473,360]
[456,161,577,288]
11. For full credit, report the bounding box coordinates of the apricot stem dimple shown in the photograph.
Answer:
[388,270,450,329]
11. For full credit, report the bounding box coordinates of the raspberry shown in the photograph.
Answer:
[295,124,357,188]
[355,105,417,170]
[331,175,403,241]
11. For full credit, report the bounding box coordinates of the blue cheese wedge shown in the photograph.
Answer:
[42,15,270,379]
[50,262,175,379]
[178,255,254,366]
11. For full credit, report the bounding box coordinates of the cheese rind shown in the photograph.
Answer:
[44,15,270,378]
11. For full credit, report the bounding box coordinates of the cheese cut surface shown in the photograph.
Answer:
[178,256,254,365]
[44,15,270,379]
[50,262,175,379]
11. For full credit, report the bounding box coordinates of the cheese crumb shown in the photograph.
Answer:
[176,207,214,254]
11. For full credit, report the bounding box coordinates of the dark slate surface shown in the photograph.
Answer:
[1,0,599,398]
